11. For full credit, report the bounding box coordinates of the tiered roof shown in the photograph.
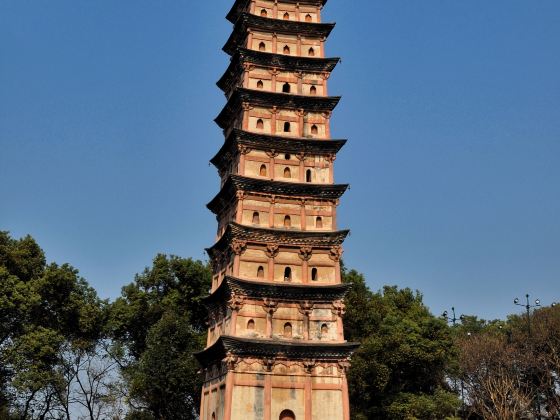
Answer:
[211,129,346,173]
[195,335,359,366]
[224,13,335,55]
[206,222,349,260]
[227,0,329,24]
[215,88,340,130]
[217,48,340,94]
[208,175,348,214]
[203,276,350,311]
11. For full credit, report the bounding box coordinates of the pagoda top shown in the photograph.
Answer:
[224,13,335,56]
[203,276,351,310]
[206,222,349,260]
[215,88,340,130]
[210,130,346,173]
[218,48,340,95]
[207,175,348,214]
[227,0,329,24]
[195,335,359,366]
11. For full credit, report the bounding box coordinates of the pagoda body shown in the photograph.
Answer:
[196,1,357,420]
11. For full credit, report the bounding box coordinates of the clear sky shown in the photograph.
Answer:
[1,0,559,321]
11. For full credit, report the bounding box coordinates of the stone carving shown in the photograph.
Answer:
[265,243,280,258]
[299,246,313,261]
[329,246,343,262]
[230,240,247,256]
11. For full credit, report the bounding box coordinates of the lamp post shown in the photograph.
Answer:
[513,294,541,420]
[442,307,465,327]
[442,307,466,418]
[514,294,540,336]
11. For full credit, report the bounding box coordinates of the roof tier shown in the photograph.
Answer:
[211,129,346,173]
[208,175,348,215]
[203,276,351,310]
[217,48,340,94]
[227,0,329,24]
[206,222,349,260]
[195,335,359,366]
[215,88,340,130]
[224,13,335,56]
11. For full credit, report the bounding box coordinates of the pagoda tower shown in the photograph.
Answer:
[196,1,358,420]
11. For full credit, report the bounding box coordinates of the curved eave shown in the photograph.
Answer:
[207,175,348,215]
[227,0,329,24]
[210,129,346,172]
[215,88,340,130]
[206,223,349,260]
[196,335,359,366]
[217,49,340,94]
[224,13,335,56]
[203,276,350,309]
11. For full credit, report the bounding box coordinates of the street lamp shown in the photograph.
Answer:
[514,294,542,420]
[514,294,540,336]
[442,307,465,327]
[442,307,466,419]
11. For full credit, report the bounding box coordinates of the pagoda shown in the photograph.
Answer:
[196,1,358,420]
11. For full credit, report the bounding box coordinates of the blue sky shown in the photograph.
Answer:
[1,0,559,321]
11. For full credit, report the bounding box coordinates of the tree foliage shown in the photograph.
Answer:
[342,267,459,420]
[109,254,212,419]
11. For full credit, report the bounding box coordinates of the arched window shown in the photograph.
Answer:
[283,167,291,178]
[252,212,260,225]
[311,124,318,135]
[315,216,323,228]
[259,42,266,52]
[283,12,290,20]
[284,215,291,228]
[311,267,318,281]
[260,164,267,176]
[306,169,312,183]
[280,410,295,420]
[247,319,255,330]
[256,118,264,129]
[260,9,268,17]
[310,85,317,95]
[308,47,315,57]
[284,322,293,338]
[283,122,291,132]
[257,266,265,279]
[305,14,312,22]
[321,323,329,335]
[257,80,264,89]
[285,153,291,160]
[282,82,291,93]
[212,413,216,420]
[283,45,291,55]
[284,267,292,282]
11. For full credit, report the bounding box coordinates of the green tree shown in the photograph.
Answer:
[342,267,459,420]
[109,254,211,419]
[0,231,108,418]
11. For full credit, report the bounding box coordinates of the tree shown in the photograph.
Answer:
[0,231,111,419]
[342,267,459,420]
[109,254,211,419]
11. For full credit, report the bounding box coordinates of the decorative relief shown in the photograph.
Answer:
[228,294,245,311]
[329,246,343,262]
[236,190,245,201]
[224,353,239,371]
[303,359,317,374]
[263,358,275,372]
[332,300,346,317]
[265,243,280,258]
[263,298,279,314]
[237,145,251,155]
[298,246,313,261]
[325,154,337,164]
[299,301,314,316]
[242,102,252,112]
[265,149,279,158]
[296,152,306,161]
[230,240,247,256]
[296,108,306,118]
